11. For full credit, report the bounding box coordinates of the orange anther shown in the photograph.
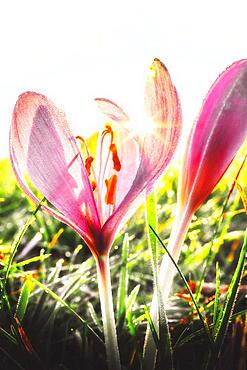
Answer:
[85,156,94,176]
[105,174,118,205]
[110,143,121,171]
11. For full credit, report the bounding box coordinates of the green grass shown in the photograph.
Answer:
[0,158,246,370]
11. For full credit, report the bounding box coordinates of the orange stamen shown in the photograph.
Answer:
[76,135,85,143]
[85,156,94,176]
[105,174,118,205]
[110,143,121,171]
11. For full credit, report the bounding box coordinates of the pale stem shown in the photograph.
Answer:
[96,254,121,370]
[143,206,193,369]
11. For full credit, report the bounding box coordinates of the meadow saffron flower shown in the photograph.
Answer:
[144,59,247,369]
[10,58,182,370]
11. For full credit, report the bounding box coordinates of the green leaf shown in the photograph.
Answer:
[117,233,129,329]
[14,254,51,269]
[144,304,159,350]
[88,302,102,330]
[212,262,221,337]
[145,192,174,370]
[156,289,174,370]
[126,285,140,335]
[145,192,158,267]
[15,276,34,322]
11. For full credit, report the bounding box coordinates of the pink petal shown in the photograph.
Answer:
[95,98,129,122]
[179,59,247,214]
[102,59,182,249]
[10,92,101,251]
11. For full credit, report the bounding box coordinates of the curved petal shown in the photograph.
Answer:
[179,59,247,214]
[93,100,141,225]
[10,92,101,251]
[95,98,130,122]
[102,58,182,249]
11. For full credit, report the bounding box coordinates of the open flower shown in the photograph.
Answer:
[10,58,182,370]
[9,58,181,259]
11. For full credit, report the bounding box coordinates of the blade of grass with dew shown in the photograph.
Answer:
[149,225,215,355]
[144,304,159,350]
[20,272,103,346]
[15,275,34,322]
[214,230,247,357]
[212,262,221,336]
[144,192,173,370]
[117,233,129,330]
[126,284,140,336]
[174,323,214,349]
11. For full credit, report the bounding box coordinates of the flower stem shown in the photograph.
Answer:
[143,207,192,369]
[96,254,121,370]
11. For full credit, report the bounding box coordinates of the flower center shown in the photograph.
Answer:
[76,135,97,191]
[98,124,121,209]
[76,123,122,221]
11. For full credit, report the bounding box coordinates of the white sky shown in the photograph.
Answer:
[1,0,247,158]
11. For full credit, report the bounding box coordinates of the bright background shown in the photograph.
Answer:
[1,0,247,159]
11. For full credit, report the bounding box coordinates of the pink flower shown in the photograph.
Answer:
[9,58,182,258]
[144,59,247,368]
[179,59,247,216]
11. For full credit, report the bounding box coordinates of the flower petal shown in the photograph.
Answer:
[102,59,182,249]
[95,98,129,122]
[10,92,101,251]
[179,59,247,214]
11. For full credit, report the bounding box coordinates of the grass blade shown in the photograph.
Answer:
[212,262,221,337]
[149,225,215,355]
[15,275,34,322]
[126,284,140,336]
[117,233,129,329]
[144,192,173,370]
[144,304,159,350]
[20,272,103,346]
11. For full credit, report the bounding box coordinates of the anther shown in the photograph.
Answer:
[109,143,121,171]
[105,174,118,205]
[85,156,94,176]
